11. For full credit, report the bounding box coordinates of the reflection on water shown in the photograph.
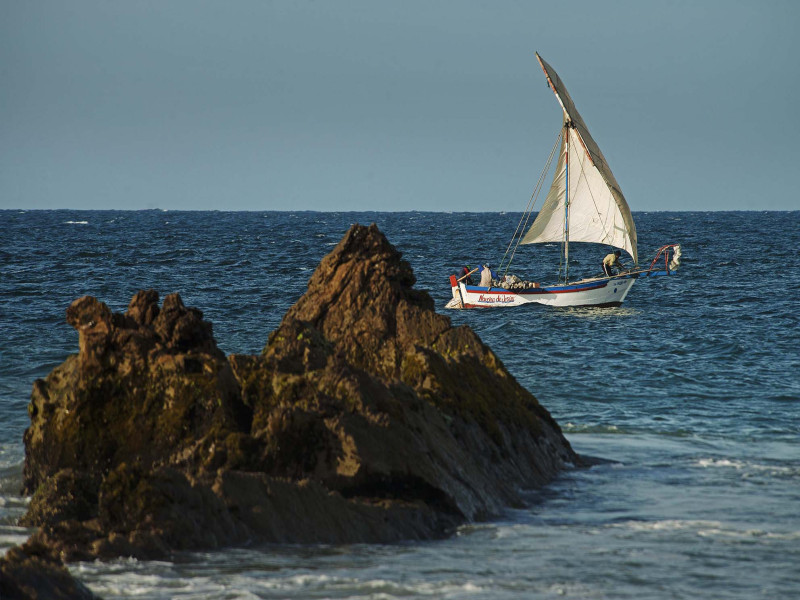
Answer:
[554,306,641,319]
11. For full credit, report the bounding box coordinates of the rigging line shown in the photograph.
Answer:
[574,140,619,253]
[498,130,559,275]
[499,128,562,277]
[505,141,556,273]
[571,127,634,262]
[501,145,556,278]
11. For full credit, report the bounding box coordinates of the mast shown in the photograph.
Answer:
[563,122,570,283]
[524,53,639,266]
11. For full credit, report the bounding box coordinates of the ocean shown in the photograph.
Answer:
[1,210,798,599]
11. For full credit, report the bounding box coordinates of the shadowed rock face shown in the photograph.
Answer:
[0,539,100,600]
[18,223,577,566]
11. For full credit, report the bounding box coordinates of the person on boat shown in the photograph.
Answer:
[479,264,493,288]
[602,250,624,276]
[460,265,474,285]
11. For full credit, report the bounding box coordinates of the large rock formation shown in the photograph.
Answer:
[17,223,577,567]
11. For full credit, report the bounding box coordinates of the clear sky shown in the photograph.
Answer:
[2,0,798,211]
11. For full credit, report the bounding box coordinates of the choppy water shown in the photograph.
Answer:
[1,210,798,599]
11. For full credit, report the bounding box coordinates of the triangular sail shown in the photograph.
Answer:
[521,53,638,265]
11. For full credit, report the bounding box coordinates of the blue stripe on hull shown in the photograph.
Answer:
[464,280,609,295]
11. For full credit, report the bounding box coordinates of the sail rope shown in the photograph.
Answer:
[572,128,635,265]
[498,129,562,278]
[574,139,616,251]
[569,130,632,270]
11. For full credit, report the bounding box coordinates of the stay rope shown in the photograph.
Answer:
[498,129,562,278]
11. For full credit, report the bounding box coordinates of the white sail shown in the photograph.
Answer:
[521,54,638,265]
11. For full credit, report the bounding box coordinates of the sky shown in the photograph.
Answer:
[1,0,798,212]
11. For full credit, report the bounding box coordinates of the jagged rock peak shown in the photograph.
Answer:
[126,289,160,326]
[285,223,430,321]
[64,290,219,373]
[270,223,447,379]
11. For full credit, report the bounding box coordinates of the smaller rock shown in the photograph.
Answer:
[0,538,101,600]
[19,469,98,529]
[96,464,247,556]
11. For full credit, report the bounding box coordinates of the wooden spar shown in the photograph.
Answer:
[536,52,596,169]
[536,53,567,115]
[456,267,480,283]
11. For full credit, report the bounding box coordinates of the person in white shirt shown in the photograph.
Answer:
[479,264,493,287]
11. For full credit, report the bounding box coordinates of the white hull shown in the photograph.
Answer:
[447,276,636,309]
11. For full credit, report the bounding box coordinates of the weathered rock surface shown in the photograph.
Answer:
[0,538,100,599]
[17,223,578,569]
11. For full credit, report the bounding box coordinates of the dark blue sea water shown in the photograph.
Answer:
[1,210,798,599]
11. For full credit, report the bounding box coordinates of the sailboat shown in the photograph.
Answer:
[446,53,680,309]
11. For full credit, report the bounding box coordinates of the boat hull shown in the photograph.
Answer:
[447,276,636,309]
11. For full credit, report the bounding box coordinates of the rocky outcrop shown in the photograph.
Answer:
[0,538,101,599]
[20,290,251,561]
[17,223,578,566]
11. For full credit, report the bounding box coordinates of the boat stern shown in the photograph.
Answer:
[445,275,464,309]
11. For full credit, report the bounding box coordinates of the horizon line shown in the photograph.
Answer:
[2,208,798,214]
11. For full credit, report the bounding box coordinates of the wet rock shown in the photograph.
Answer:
[0,538,101,599]
[19,469,97,529]
[94,464,246,556]
[18,224,578,564]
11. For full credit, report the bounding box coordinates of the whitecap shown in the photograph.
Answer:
[616,519,724,533]
[613,519,800,543]
[696,526,800,540]
[0,527,33,550]
[562,422,625,435]
[695,458,746,469]
[694,458,799,477]
[64,221,89,225]
[545,582,607,599]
